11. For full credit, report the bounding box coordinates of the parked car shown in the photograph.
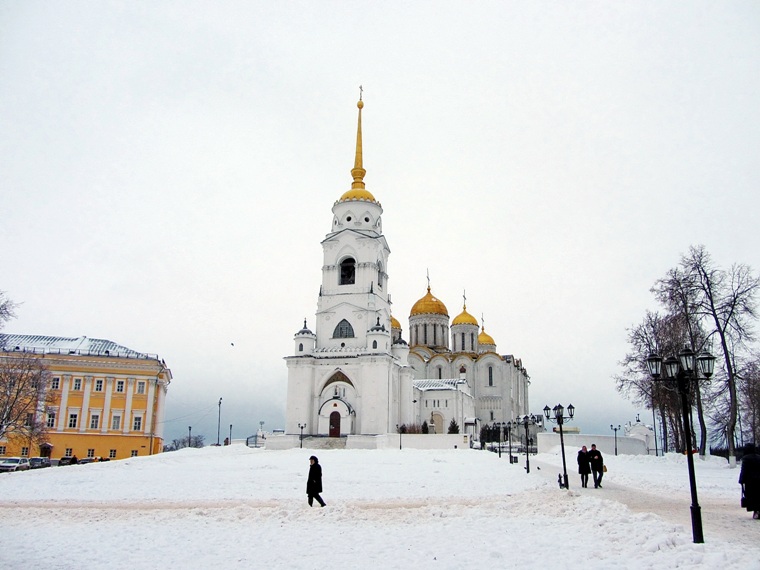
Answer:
[57,456,74,466]
[0,457,31,472]
[77,457,97,465]
[29,457,51,469]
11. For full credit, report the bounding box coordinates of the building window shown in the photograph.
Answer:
[133,417,142,431]
[471,333,475,348]
[73,378,82,390]
[95,379,103,392]
[490,411,494,421]
[116,380,124,393]
[461,333,465,351]
[339,257,356,285]
[65,448,72,457]
[90,415,100,429]
[433,325,437,345]
[137,381,146,395]
[372,340,377,349]
[438,367,442,379]
[51,378,60,390]
[112,415,121,430]
[109,449,117,459]
[131,450,138,457]
[0,446,6,455]
[68,414,78,428]
[25,413,33,427]
[488,366,493,387]
[47,412,56,428]
[87,449,95,458]
[333,319,354,338]
[298,343,303,352]
[21,447,29,457]
[424,325,428,344]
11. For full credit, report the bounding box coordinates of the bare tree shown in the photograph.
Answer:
[0,291,18,331]
[681,246,758,463]
[0,352,54,447]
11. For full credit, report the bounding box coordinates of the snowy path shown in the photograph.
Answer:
[1,446,759,569]
[531,456,756,549]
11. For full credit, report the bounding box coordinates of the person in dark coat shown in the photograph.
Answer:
[577,445,591,488]
[739,442,760,519]
[588,444,604,488]
[307,455,326,507]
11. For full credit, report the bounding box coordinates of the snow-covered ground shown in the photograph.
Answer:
[0,444,757,569]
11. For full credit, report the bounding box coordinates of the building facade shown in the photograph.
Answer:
[0,334,171,460]
[284,97,530,442]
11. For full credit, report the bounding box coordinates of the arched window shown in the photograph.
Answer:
[461,333,465,351]
[340,258,356,285]
[437,367,442,379]
[372,340,377,349]
[333,319,354,338]
[488,366,493,386]
[298,343,304,352]
[471,333,475,349]
[377,261,384,289]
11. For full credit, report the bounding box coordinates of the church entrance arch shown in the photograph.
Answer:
[329,412,341,438]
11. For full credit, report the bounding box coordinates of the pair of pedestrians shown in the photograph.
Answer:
[577,444,605,488]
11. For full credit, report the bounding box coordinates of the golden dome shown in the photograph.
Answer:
[390,315,401,329]
[338,188,378,203]
[478,327,496,346]
[452,304,478,326]
[410,287,448,317]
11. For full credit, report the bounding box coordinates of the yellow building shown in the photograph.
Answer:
[0,334,171,461]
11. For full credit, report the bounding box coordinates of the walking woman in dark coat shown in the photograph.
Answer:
[577,445,591,488]
[307,455,326,507]
[739,443,760,519]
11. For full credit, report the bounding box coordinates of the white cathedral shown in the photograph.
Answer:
[284,97,531,443]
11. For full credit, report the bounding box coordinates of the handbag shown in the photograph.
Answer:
[741,492,746,508]
[603,465,608,473]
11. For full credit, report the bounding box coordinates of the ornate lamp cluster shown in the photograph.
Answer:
[645,345,715,544]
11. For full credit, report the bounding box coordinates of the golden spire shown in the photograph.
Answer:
[351,86,366,190]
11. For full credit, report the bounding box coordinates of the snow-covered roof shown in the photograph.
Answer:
[413,378,466,391]
[0,334,158,360]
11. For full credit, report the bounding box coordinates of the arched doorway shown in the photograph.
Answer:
[329,411,341,438]
[430,412,444,434]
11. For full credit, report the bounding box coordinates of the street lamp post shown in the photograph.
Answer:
[506,421,513,464]
[543,403,575,489]
[188,426,192,448]
[497,422,503,458]
[298,423,306,449]
[216,397,223,446]
[646,346,715,544]
[521,415,538,473]
[611,424,621,455]
[229,424,233,445]
[396,424,402,450]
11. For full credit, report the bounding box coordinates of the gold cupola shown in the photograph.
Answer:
[452,303,478,326]
[338,93,379,204]
[410,286,449,317]
[478,326,496,347]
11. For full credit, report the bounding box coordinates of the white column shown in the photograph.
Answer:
[122,378,135,434]
[101,377,113,433]
[154,381,167,440]
[144,378,156,434]
[79,376,92,432]
[57,375,71,431]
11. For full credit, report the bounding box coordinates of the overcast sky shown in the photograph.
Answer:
[2,1,759,443]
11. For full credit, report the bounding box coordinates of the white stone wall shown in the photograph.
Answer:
[537,432,649,456]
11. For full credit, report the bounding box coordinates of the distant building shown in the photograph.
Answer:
[284,97,531,442]
[0,334,171,460]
